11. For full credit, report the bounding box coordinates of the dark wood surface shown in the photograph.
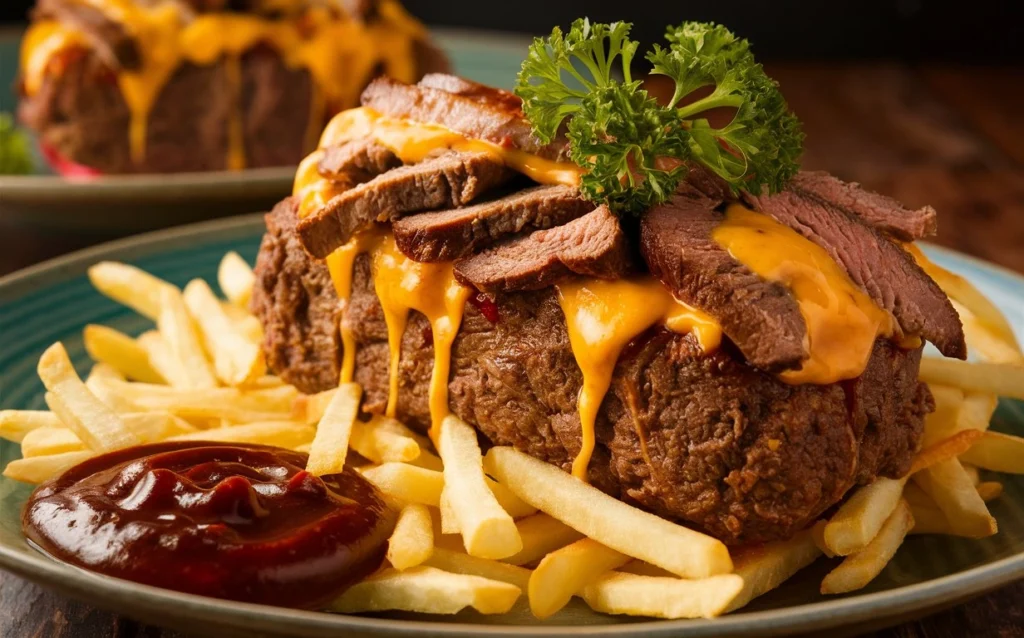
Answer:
[1,63,1023,637]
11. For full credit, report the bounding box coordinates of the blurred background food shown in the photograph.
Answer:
[13,0,446,175]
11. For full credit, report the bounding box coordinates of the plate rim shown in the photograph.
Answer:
[1,213,1023,637]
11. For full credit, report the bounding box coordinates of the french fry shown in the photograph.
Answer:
[409,449,445,472]
[221,303,263,345]
[423,548,532,590]
[438,416,521,559]
[960,431,1024,474]
[810,520,836,558]
[580,572,743,619]
[157,287,217,389]
[824,477,906,556]
[136,331,192,388]
[919,358,1024,401]
[911,246,1020,349]
[84,365,139,414]
[85,362,124,382]
[977,481,1003,502]
[726,527,822,612]
[820,499,914,594]
[183,279,264,387]
[909,429,985,475]
[372,415,434,453]
[362,463,444,506]
[329,567,521,615]
[169,421,315,449]
[958,393,998,432]
[99,380,294,422]
[350,419,420,464]
[0,411,62,443]
[387,504,434,571]
[21,428,85,457]
[306,383,361,476]
[38,343,139,453]
[617,561,675,577]
[87,261,177,321]
[961,463,981,485]
[485,447,732,578]
[912,458,997,538]
[296,388,337,424]
[954,301,1024,364]
[921,384,964,447]
[3,450,95,483]
[83,325,164,384]
[218,251,255,308]
[528,538,630,619]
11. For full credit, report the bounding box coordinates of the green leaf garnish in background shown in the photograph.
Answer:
[515,19,804,213]
[0,113,34,176]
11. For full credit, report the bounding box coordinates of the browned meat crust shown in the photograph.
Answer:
[251,199,930,545]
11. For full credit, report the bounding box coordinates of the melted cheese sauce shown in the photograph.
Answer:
[297,106,584,217]
[557,277,723,479]
[713,204,896,384]
[20,0,426,168]
[321,228,470,436]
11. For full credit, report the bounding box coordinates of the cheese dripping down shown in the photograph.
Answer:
[19,0,427,168]
[713,204,897,385]
[556,278,723,480]
[321,228,470,437]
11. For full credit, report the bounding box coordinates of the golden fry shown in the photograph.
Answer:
[919,358,1024,401]
[821,500,913,594]
[3,450,95,483]
[169,421,314,449]
[727,527,822,611]
[183,279,264,387]
[912,458,997,538]
[329,567,521,615]
[581,572,743,619]
[387,503,434,571]
[217,251,255,308]
[485,447,732,578]
[528,538,629,619]
[136,331,192,388]
[423,548,531,590]
[306,383,361,476]
[824,477,906,556]
[959,431,1024,474]
[157,287,217,389]
[38,343,139,452]
[0,411,62,443]
[83,325,164,383]
[87,261,177,321]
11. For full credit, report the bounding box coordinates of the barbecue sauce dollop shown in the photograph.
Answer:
[22,442,395,607]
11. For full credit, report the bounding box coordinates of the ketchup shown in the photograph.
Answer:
[22,442,396,608]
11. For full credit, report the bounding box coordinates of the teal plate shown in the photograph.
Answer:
[0,28,532,233]
[1,215,1023,637]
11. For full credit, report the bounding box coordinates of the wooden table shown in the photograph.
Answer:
[1,63,1022,637]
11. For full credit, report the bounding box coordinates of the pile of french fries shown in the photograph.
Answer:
[1,250,1022,620]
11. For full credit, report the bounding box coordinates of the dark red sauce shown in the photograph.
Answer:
[469,292,500,323]
[22,442,396,608]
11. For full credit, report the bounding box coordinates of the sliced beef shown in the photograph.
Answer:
[746,189,966,360]
[298,151,513,258]
[360,75,570,162]
[641,193,809,372]
[34,0,140,69]
[392,185,591,262]
[792,171,938,241]
[251,198,930,544]
[317,138,401,185]
[240,44,315,169]
[454,206,631,292]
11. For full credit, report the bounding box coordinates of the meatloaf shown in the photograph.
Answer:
[252,197,932,545]
[17,0,449,174]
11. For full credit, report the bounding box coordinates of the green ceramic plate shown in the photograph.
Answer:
[0,28,532,232]
[0,214,1022,637]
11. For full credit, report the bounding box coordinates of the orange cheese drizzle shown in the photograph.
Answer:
[713,204,896,385]
[20,0,425,169]
[556,277,723,480]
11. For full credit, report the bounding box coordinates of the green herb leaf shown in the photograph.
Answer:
[0,113,34,176]
[514,18,804,212]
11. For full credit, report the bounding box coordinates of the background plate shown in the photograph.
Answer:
[0,214,1022,637]
[0,28,532,232]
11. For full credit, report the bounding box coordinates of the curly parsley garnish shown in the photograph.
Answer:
[515,19,804,213]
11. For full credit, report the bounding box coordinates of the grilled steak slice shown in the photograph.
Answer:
[641,193,809,372]
[298,151,513,258]
[317,139,401,184]
[392,185,592,262]
[34,0,140,69]
[792,171,938,241]
[251,198,930,544]
[454,206,631,292]
[360,75,570,162]
[747,189,966,359]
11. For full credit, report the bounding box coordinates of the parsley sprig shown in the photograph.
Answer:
[515,19,804,213]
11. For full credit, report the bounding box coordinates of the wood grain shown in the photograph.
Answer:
[1,63,1023,637]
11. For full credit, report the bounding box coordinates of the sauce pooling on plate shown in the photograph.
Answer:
[22,442,395,607]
